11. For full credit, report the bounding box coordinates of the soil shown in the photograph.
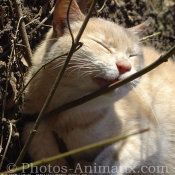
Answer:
[0,0,175,172]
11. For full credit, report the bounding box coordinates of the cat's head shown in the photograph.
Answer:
[25,0,151,113]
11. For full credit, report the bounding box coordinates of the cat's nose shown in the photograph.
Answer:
[116,60,131,75]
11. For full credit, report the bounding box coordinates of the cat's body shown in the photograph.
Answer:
[22,0,175,174]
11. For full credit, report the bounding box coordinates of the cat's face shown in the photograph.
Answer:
[46,0,150,107]
[25,0,150,113]
[51,19,144,102]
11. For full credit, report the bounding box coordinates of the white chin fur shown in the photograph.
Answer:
[79,85,132,112]
[102,85,132,102]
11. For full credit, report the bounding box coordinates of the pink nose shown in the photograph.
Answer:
[116,60,131,75]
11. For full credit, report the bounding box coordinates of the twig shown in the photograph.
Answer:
[46,44,175,117]
[1,128,149,174]
[0,128,3,154]
[29,6,54,36]
[148,0,158,14]
[15,0,98,166]
[0,4,54,60]
[25,18,40,27]
[140,32,161,41]
[14,0,32,67]
[114,0,123,7]
[67,0,75,43]
[0,122,12,170]
[97,0,107,12]
[1,15,23,119]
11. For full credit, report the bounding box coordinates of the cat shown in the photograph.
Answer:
[22,0,175,174]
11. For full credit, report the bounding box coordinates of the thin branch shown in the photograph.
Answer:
[25,17,40,27]
[140,32,161,41]
[148,0,158,14]
[0,127,3,154]
[46,45,175,117]
[1,129,149,174]
[1,15,23,119]
[67,0,75,43]
[74,0,97,44]
[0,5,54,60]
[29,6,54,36]
[14,0,32,67]
[0,122,12,169]
[15,0,98,166]
[97,0,107,12]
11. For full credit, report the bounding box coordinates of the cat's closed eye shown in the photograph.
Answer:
[91,38,112,53]
[129,54,137,58]
[129,53,137,56]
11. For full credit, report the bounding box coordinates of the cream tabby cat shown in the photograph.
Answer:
[22,0,175,174]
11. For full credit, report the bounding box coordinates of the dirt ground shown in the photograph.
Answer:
[0,0,175,172]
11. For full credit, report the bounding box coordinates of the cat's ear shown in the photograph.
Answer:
[128,17,152,37]
[53,0,85,36]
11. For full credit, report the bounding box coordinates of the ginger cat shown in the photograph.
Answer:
[22,0,175,174]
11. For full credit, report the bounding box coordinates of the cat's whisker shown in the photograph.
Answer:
[65,64,86,71]
[65,64,95,73]
[65,65,93,78]
[78,72,91,78]
[76,51,94,61]
[51,61,65,70]
[70,56,90,62]
[78,70,99,79]
[76,65,98,77]
[93,72,102,78]
[66,67,82,78]
[52,58,91,70]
